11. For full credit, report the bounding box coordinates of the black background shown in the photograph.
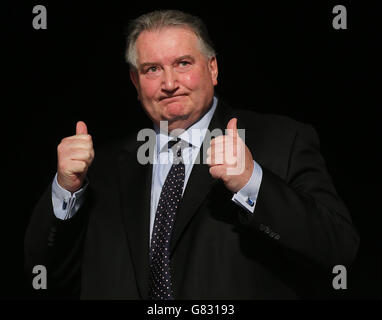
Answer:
[1,0,380,299]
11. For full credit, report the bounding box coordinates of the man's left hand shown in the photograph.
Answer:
[207,118,254,193]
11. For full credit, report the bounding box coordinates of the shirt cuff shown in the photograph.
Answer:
[231,160,263,214]
[51,173,88,220]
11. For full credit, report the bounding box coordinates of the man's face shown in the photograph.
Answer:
[130,27,218,132]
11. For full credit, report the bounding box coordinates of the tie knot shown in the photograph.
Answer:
[168,138,188,162]
[168,138,181,149]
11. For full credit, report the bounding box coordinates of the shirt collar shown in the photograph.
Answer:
[155,96,218,154]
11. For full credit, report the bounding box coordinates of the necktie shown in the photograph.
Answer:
[149,138,186,300]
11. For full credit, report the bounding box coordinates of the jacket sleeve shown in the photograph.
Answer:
[240,123,359,269]
[24,184,89,298]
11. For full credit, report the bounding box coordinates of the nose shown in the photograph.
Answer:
[161,67,179,93]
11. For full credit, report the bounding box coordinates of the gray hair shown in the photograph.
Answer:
[125,10,216,70]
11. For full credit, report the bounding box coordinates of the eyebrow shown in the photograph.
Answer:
[139,55,195,71]
[174,55,195,63]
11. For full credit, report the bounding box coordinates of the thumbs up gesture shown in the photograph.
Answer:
[57,121,95,193]
[207,118,254,193]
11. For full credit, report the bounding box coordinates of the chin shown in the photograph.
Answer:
[165,102,186,116]
[165,113,190,131]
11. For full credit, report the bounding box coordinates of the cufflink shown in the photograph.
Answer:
[246,197,255,207]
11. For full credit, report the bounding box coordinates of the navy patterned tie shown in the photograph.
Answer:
[149,138,186,300]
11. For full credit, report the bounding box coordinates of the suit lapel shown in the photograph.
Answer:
[117,138,152,299]
[170,100,232,254]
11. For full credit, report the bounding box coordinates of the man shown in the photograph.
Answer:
[25,10,359,299]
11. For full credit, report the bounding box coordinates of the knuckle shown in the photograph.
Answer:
[60,136,70,145]
[217,136,225,143]
[85,138,94,149]
[85,134,92,142]
[86,150,92,160]
[80,161,87,170]
[58,139,67,150]
[58,161,67,172]
[209,166,219,178]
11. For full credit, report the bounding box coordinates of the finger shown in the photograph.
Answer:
[210,135,225,147]
[209,165,226,180]
[224,134,237,161]
[208,150,236,166]
[64,134,92,141]
[68,149,94,163]
[76,121,88,135]
[226,118,238,137]
[60,139,93,151]
[209,141,225,153]
[206,152,225,166]
[60,135,93,150]
[207,148,225,164]
[58,139,93,160]
[69,160,88,174]
[59,159,87,174]
[207,143,225,164]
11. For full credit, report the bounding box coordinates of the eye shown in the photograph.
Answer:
[175,60,192,72]
[145,66,159,73]
[178,61,191,67]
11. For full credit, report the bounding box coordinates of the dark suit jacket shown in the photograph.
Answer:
[25,99,359,299]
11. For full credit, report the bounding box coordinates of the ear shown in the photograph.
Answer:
[129,68,139,91]
[208,56,218,86]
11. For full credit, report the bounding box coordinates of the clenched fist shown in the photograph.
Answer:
[207,118,254,193]
[57,121,94,193]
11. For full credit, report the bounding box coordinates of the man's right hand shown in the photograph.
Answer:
[57,121,94,193]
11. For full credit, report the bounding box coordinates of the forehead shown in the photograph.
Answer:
[135,27,202,63]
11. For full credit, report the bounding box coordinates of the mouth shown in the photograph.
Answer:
[159,94,188,102]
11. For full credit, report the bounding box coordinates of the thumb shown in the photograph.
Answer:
[226,118,238,136]
[76,121,88,135]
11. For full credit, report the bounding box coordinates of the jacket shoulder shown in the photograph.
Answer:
[235,108,307,134]
[217,99,308,133]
